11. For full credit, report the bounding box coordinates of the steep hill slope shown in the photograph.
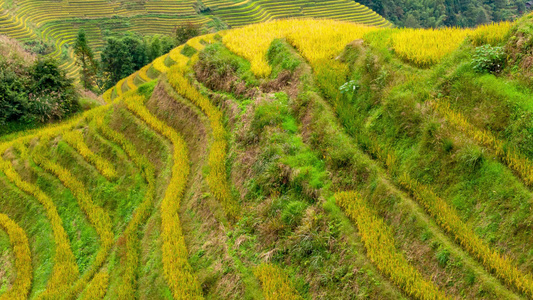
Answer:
[0,0,390,79]
[1,16,533,299]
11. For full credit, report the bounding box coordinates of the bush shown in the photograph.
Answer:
[181,44,197,57]
[458,144,485,171]
[175,22,201,45]
[267,39,301,76]
[281,201,307,226]
[471,45,506,73]
[0,57,79,129]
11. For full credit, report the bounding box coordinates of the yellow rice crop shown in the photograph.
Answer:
[102,88,113,103]
[364,131,533,298]
[62,129,118,180]
[124,94,203,299]
[81,271,109,300]
[390,27,471,67]
[469,22,512,46]
[93,111,156,298]
[138,64,153,82]
[336,191,449,300]
[126,73,137,91]
[0,143,80,299]
[0,213,32,300]
[116,78,126,97]
[168,46,190,69]
[285,20,377,67]
[223,19,378,77]
[187,35,209,50]
[399,173,533,297]
[168,65,239,221]
[152,54,170,73]
[32,134,114,298]
[254,264,302,300]
[223,19,291,77]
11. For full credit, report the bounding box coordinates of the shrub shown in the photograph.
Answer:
[281,201,307,226]
[267,39,300,75]
[0,57,79,129]
[458,144,485,171]
[181,44,197,58]
[175,22,201,45]
[436,247,450,266]
[471,45,506,73]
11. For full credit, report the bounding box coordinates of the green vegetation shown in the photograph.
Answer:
[3,12,533,300]
[358,0,530,28]
[0,37,80,135]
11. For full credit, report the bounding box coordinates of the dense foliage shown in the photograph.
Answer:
[84,25,200,91]
[0,40,79,132]
[358,0,530,27]
[100,34,148,90]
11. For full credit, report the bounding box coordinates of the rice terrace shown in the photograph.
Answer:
[1,0,533,299]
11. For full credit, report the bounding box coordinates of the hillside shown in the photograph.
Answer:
[2,14,533,299]
[358,0,530,28]
[0,0,390,80]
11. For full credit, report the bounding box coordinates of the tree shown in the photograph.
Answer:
[123,35,147,70]
[149,35,162,61]
[475,8,490,24]
[100,34,147,90]
[160,35,176,54]
[74,29,98,90]
[30,58,79,120]
[175,22,201,45]
[100,37,133,89]
[358,0,526,28]
[404,13,421,28]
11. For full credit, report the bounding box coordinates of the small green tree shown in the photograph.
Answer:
[100,34,147,90]
[175,22,201,45]
[149,36,162,61]
[100,37,134,90]
[74,29,98,90]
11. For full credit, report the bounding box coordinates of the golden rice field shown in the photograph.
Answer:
[3,16,533,300]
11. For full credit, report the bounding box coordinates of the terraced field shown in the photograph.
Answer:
[0,0,389,80]
[2,15,533,299]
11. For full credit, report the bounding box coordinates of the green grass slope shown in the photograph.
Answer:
[2,15,533,299]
